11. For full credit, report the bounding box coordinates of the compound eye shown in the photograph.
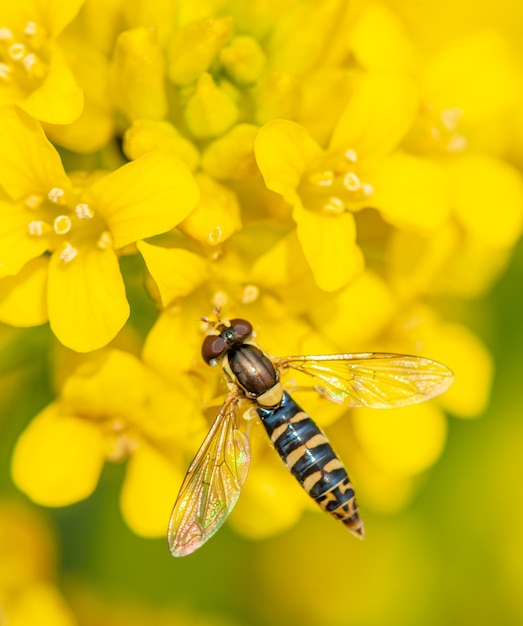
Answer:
[201,335,227,364]
[229,318,253,339]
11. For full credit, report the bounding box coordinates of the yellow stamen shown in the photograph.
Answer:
[344,172,361,191]
[9,43,26,61]
[241,284,259,303]
[323,197,345,213]
[59,242,78,263]
[75,203,94,220]
[0,63,10,80]
[28,220,48,236]
[25,194,43,209]
[24,22,38,37]
[208,226,223,245]
[48,187,65,204]
[96,231,113,250]
[53,215,72,235]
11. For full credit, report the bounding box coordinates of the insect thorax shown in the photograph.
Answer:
[226,344,281,405]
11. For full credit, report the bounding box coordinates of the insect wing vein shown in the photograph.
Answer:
[167,391,250,557]
[276,353,454,408]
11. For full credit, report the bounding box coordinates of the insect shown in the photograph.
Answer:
[168,317,454,557]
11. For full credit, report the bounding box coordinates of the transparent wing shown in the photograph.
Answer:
[275,353,454,409]
[168,390,250,557]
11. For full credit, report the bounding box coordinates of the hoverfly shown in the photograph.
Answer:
[168,317,454,557]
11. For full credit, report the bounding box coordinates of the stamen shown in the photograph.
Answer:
[323,197,345,213]
[241,284,259,303]
[23,53,36,71]
[28,220,47,236]
[447,135,467,152]
[343,172,361,191]
[59,242,78,263]
[0,28,13,41]
[25,194,43,209]
[53,215,72,235]
[440,107,463,131]
[75,203,94,219]
[0,63,11,80]
[208,226,223,245]
[361,183,374,197]
[9,43,26,61]
[345,149,358,163]
[48,187,65,204]
[308,170,334,187]
[96,231,113,250]
[24,21,38,36]
[212,291,228,309]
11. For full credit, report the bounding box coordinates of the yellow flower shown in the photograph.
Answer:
[254,71,451,291]
[0,0,85,124]
[11,349,206,537]
[0,501,77,626]
[0,107,199,351]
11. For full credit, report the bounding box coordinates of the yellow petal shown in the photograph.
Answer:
[266,0,346,76]
[308,270,395,349]
[137,241,208,307]
[88,151,199,249]
[123,119,200,171]
[29,0,86,37]
[19,48,84,125]
[142,301,205,379]
[349,4,417,73]
[255,120,323,204]
[201,123,259,180]
[387,225,459,299]
[6,582,77,626]
[250,229,311,290]
[329,72,419,162]
[450,153,523,248]
[120,441,183,537]
[0,257,48,326]
[12,404,105,506]
[0,199,49,278]
[0,107,70,200]
[422,31,519,123]
[178,173,242,246]
[353,403,447,477]
[47,246,129,352]
[43,36,114,153]
[389,307,494,418]
[370,152,451,232]
[425,322,493,418]
[294,205,363,292]
[61,350,149,420]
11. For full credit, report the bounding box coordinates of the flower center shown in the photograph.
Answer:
[0,21,49,88]
[406,105,467,154]
[25,185,112,263]
[298,149,374,214]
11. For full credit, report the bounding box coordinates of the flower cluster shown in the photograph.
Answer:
[2,0,522,541]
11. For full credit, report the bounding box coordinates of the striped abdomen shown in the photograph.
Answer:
[257,392,364,538]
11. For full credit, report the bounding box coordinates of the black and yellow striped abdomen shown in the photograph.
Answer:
[257,391,364,538]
